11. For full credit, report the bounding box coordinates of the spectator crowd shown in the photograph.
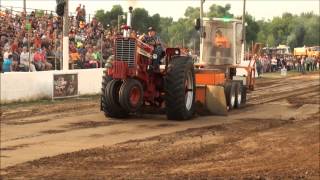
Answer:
[0,6,319,74]
[253,54,319,77]
[1,5,115,72]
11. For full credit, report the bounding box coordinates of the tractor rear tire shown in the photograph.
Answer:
[103,79,129,118]
[241,86,247,105]
[225,81,236,110]
[234,82,243,108]
[119,79,144,113]
[165,56,195,120]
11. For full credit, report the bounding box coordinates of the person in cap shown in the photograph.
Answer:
[140,26,164,70]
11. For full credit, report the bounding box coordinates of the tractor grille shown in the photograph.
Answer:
[115,38,136,67]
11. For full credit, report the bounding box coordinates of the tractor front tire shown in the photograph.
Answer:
[119,79,144,113]
[103,79,128,118]
[101,75,112,111]
[165,56,195,120]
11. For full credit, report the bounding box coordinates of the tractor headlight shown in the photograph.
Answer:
[152,54,158,59]
[174,49,180,55]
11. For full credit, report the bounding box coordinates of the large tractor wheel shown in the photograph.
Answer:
[100,75,112,111]
[225,81,236,110]
[119,79,144,113]
[103,79,128,118]
[234,82,243,108]
[165,56,195,120]
[241,86,247,105]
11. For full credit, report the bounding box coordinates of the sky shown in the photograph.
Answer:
[1,0,319,21]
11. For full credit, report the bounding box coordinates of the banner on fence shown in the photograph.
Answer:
[53,73,78,99]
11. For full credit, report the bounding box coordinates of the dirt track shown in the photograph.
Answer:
[1,72,319,179]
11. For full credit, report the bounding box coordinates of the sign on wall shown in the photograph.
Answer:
[53,73,78,99]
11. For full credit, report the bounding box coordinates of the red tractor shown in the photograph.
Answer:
[100,7,196,120]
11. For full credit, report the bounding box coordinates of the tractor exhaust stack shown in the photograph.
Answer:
[123,6,133,37]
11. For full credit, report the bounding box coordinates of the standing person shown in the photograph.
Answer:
[76,4,81,23]
[276,56,281,70]
[271,56,277,72]
[2,54,13,72]
[311,55,317,71]
[297,56,301,72]
[82,5,86,22]
[301,56,306,74]
[20,46,36,71]
[256,56,263,77]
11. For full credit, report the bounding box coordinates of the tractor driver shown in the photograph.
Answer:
[214,29,230,48]
[139,26,164,69]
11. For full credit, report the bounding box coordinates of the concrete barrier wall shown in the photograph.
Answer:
[0,69,104,104]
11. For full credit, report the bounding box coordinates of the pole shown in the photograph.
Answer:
[251,40,254,54]
[183,38,185,48]
[54,33,57,70]
[62,0,69,71]
[28,27,31,72]
[199,0,205,63]
[23,0,26,14]
[117,15,120,33]
[193,38,195,53]
[200,0,205,43]
[100,33,103,68]
[241,0,246,61]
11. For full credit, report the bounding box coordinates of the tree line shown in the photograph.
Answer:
[95,4,320,51]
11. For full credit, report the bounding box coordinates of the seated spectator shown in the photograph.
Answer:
[92,46,101,66]
[34,48,46,71]
[34,48,52,71]
[2,54,13,72]
[20,46,36,71]
[84,47,98,68]
[41,47,53,70]
[33,34,42,49]
[10,47,20,71]
[69,49,82,69]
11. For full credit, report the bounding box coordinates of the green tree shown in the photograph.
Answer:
[184,6,200,19]
[159,17,173,45]
[245,14,260,45]
[207,4,233,18]
[131,8,149,33]
[94,5,124,28]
